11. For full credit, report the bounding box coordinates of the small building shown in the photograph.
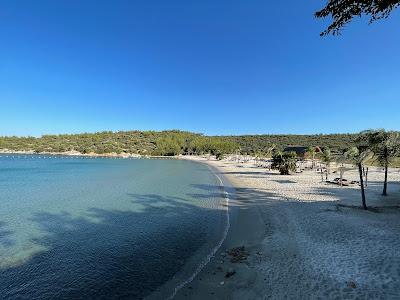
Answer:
[283,146,322,159]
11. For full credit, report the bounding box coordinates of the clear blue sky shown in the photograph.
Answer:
[1,1,399,137]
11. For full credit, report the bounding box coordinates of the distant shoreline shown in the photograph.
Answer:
[0,149,179,159]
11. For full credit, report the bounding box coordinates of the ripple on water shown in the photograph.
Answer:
[0,155,227,299]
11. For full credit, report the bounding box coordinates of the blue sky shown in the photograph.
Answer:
[1,0,399,136]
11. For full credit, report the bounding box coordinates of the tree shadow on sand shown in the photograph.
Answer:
[309,180,400,210]
[222,170,279,176]
[189,179,400,299]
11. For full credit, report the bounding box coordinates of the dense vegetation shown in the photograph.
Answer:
[0,130,237,157]
[265,130,400,210]
[0,130,359,156]
[218,133,357,154]
[271,151,297,175]
[2,129,400,210]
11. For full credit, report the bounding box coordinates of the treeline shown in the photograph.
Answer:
[0,130,237,157]
[219,134,357,154]
[150,132,238,156]
[0,130,364,156]
[0,131,162,155]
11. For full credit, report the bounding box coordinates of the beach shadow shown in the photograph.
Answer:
[189,183,280,209]
[2,178,400,300]
[185,180,400,299]
[222,170,279,175]
[272,179,297,184]
[312,180,400,211]
[0,193,224,299]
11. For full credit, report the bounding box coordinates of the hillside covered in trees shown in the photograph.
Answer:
[0,130,358,156]
[219,134,357,154]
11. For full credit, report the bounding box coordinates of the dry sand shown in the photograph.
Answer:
[175,156,400,299]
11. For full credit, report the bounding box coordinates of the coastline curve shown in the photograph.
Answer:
[166,161,232,300]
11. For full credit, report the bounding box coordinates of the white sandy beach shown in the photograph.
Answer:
[176,156,400,299]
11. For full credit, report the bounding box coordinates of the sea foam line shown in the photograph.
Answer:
[167,165,231,299]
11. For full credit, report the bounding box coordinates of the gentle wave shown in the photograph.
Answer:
[167,165,231,299]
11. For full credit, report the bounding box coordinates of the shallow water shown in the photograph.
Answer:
[0,155,225,299]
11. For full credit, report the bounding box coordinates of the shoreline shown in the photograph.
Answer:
[1,155,231,299]
[146,158,233,300]
[174,156,267,299]
[169,161,232,299]
[0,149,179,159]
[3,153,400,298]
[175,156,400,299]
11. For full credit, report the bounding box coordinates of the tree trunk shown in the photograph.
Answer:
[280,166,290,175]
[358,163,367,210]
[362,166,365,180]
[326,163,330,181]
[340,169,344,187]
[312,153,315,169]
[383,161,388,196]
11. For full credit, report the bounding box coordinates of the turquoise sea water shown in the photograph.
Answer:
[0,155,226,299]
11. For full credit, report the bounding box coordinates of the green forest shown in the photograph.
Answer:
[0,130,358,156]
[220,133,357,154]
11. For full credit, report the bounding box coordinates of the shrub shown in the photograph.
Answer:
[271,151,297,175]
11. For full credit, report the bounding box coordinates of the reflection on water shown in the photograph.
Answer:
[0,155,225,299]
